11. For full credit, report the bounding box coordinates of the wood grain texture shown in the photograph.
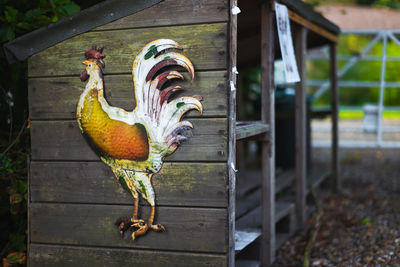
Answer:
[30,118,227,161]
[260,2,276,265]
[95,0,229,31]
[294,25,307,229]
[30,203,227,253]
[30,161,227,207]
[28,23,227,77]
[228,0,238,265]
[330,43,340,192]
[29,244,227,267]
[29,71,228,119]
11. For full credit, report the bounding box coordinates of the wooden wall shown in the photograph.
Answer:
[28,0,230,266]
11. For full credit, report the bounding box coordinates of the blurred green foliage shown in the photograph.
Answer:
[308,34,400,107]
[0,0,80,42]
[304,0,400,10]
[0,0,81,265]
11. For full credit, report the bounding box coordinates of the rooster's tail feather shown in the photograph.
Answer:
[131,39,203,153]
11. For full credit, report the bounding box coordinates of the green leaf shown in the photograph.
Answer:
[0,26,15,42]
[176,102,185,108]
[16,22,34,31]
[4,6,18,23]
[10,193,23,204]
[15,180,27,194]
[25,8,44,19]
[61,3,80,15]
[9,234,27,252]
[362,216,371,226]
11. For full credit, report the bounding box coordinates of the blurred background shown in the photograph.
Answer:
[1,0,400,266]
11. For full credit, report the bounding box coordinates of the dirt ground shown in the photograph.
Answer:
[273,148,400,266]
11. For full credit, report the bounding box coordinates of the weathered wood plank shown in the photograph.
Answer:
[294,25,308,229]
[29,71,228,119]
[30,161,227,207]
[28,23,227,77]
[260,2,276,266]
[30,203,227,253]
[29,244,227,267]
[228,0,238,265]
[95,0,229,31]
[30,118,227,161]
[330,43,340,192]
[236,121,269,140]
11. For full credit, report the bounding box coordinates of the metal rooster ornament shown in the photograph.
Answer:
[77,40,203,240]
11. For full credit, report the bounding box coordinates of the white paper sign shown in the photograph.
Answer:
[275,2,300,83]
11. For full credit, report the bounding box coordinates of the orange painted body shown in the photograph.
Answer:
[79,89,149,160]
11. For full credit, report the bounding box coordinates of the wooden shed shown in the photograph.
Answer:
[4,0,340,266]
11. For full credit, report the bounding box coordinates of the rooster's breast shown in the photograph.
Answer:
[79,89,149,161]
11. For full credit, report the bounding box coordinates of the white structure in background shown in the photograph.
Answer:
[309,5,400,148]
[363,104,379,133]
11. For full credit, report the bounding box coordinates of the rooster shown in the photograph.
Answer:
[77,39,203,240]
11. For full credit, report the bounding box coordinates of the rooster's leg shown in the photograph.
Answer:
[148,205,166,232]
[112,168,145,237]
[132,196,139,220]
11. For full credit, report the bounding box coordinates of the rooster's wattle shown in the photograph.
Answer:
[77,39,203,240]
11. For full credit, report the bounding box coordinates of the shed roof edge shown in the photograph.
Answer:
[3,0,163,64]
[279,0,341,35]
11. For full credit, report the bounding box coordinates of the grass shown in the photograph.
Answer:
[339,109,400,120]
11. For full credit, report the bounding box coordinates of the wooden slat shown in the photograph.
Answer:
[30,203,227,253]
[287,10,339,44]
[275,169,295,194]
[228,0,238,265]
[30,118,227,162]
[236,188,260,220]
[29,244,227,267]
[236,202,294,230]
[28,71,228,120]
[234,202,293,253]
[236,170,260,198]
[330,43,340,192]
[294,25,308,229]
[260,2,276,265]
[28,23,227,77]
[306,168,331,195]
[94,0,229,31]
[30,162,227,207]
[236,121,269,140]
[234,229,260,252]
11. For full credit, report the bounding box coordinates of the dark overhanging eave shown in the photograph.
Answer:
[279,0,341,36]
[3,0,163,64]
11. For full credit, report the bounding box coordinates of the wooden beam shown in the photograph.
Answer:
[288,10,339,43]
[271,3,339,43]
[228,0,238,266]
[330,43,340,192]
[261,2,276,266]
[30,244,227,267]
[294,25,308,229]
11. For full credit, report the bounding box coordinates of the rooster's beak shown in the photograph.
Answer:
[82,60,92,65]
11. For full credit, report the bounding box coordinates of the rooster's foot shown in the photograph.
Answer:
[115,216,145,237]
[131,223,166,241]
[149,223,166,232]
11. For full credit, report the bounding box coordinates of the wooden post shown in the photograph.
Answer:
[294,25,307,229]
[228,0,238,266]
[261,2,275,266]
[330,42,340,192]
